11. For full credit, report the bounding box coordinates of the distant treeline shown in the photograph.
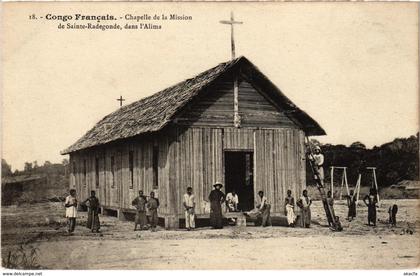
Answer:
[2,133,418,188]
[308,133,419,187]
[1,159,69,178]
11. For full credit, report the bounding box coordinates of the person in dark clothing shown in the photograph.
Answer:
[345,190,357,221]
[297,189,312,228]
[256,190,271,227]
[388,204,398,227]
[363,188,378,226]
[326,191,336,227]
[132,190,148,231]
[84,190,101,233]
[147,191,159,232]
[209,182,225,229]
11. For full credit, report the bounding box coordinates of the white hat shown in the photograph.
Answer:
[213,181,223,188]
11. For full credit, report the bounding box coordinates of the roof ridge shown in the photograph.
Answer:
[61,55,325,155]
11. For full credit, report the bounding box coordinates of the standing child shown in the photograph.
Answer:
[326,191,336,227]
[363,188,378,226]
[297,190,312,228]
[284,190,296,227]
[345,190,357,221]
[388,204,398,227]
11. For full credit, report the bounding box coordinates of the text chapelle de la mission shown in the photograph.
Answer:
[45,13,192,30]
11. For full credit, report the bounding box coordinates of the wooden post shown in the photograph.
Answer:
[118,209,126,221]
[233,77,241,128]
[373,168,380,203]
[330,166,334,196]
[344,168,349,196]
[339,172,345,200]
[355,174,361,204]
[367,167,380,204]
[165,215,179,230]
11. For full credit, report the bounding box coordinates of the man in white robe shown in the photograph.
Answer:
[183,187,196,230]
[226,190,239,212]
[65,189,78,233]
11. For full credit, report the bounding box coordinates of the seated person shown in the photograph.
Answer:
[226,190,239,212]
[245,191,271,227]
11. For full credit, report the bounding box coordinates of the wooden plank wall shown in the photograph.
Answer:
[175,79,234,127]
[167,127,306,216]
[175,77,298,129]
[68,127,307,218]
[254,128,306,214]
[224,128,254,150]
[238,81,297,128]
[68,135,171,216]
[168,128,224,215]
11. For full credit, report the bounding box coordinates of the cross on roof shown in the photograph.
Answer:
[220,12,243,60]
[117,95,125,107]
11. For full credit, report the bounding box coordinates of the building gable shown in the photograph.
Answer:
[173,76,299,128]
[62,56,324,155]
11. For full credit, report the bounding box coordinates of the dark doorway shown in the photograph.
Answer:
[224,151,254,211]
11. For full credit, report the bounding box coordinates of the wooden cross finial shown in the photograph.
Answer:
[220,12,243,60]
[117,95,125,107]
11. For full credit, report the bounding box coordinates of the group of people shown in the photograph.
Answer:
[64,189,101,234]
[64,189,160,234]
[211,183,314,229]
[64,179,389,234]
[131,190,160,232]
[284,189,313,228]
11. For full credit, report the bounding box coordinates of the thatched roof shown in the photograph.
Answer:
[62,56,325,154]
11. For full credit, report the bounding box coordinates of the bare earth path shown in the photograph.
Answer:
[34,234,419,269]
[2,199,419,269]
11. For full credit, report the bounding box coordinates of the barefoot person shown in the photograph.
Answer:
[226,190,239,212]
[363,188,378,226]
[256,190,271,227]
[183,187,196,231]
[308,145,325,185]
[345,190,357,221]
[388,204,398,227]
[209,182,225,229]
[132,190,148,231]
[326,191,336,227]
[84,190,101,233]
[285,190,296,227]
[297,189,312,228]
[147,191,159,232]
[65,189,78,233]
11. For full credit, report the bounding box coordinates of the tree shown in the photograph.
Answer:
[350,141,366,150]
[43,161,52,167]
[309,138,321,147]
[24,162,33,172]
[62,159,69,166]
[1,159,12,177]
[62,158,69,176]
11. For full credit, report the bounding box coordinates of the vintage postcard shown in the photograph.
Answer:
[1,1,419,271]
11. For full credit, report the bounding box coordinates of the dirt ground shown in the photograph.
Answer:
[1,199,419,269]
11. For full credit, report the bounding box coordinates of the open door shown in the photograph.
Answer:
[224,151,254,211]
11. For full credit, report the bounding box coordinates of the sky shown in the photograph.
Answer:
[2,2,419,171]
